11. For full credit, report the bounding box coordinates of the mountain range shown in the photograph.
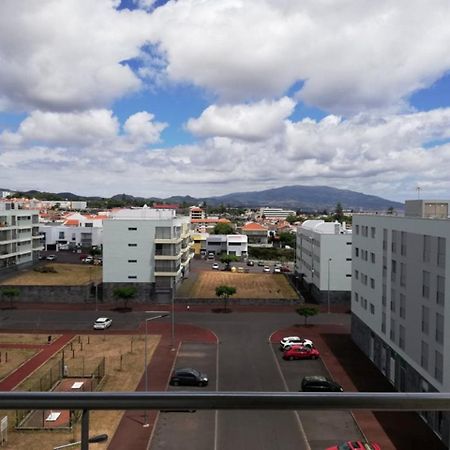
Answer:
[1,185,403,211]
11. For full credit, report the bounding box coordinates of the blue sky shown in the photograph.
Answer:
[1,0,450,201]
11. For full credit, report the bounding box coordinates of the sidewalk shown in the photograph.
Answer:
[271,322,446,450]
[0,334,75,391]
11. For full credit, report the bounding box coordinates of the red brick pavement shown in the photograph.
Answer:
[0,334,75,391]
[108,323,217,450]
[271,324,446,450]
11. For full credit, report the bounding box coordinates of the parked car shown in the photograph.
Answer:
[257,261,265,266]
[280,336,313,351]
[212,263,220,270]
[283,345,320,360]
[38,254,44,260]
[237,267,244,273]
[246,260,254,266]
[93,317,112,330]
[273,267,281,273]
[300,375,343,392]
[82,256,94,264]
[46,255,56,261]
[169,368,208,387]
[263,265,271,272]
[326,441,381,450]
[207,252,215,259]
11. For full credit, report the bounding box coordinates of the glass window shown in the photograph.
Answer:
[371,252,375,263]
[422,306,429,334]
[371,227,376,238]
[436,313,444,345]
[400,262,406,287]
[436,275,445,306]
[399,293,406,319]
[437,237,446,268]
[422,271,430,298]
[399,325,405,350]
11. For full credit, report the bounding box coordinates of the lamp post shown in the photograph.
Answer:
[171,277,175,351]
[327,258,332,314]
[143,313,168,427]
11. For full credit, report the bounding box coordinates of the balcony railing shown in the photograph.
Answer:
[1,391,450,449]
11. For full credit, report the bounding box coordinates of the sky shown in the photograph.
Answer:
[1,0,450,201]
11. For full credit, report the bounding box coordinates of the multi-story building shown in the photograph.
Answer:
[190,206,205,220]
[0,201,43,272]
[351,200,450,446]
[102,207,192,301]
[241,222,269,246]
[296,220,352,304]
[206,234,248,257]
[259,207,296,220]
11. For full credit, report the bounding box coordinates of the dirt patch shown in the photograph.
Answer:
[0,264,102,286]
[0,349,38,380]
[1,334,160,450]
[188,272,298,299]
[0,334,61,345]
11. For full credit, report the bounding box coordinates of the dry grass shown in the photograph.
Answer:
[0,349,38,380]
[190,272,298,299]
[0,334,61,345]
[0,264,102,286]
[1,333,160,450]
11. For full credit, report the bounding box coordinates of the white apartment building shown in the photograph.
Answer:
[352,200,450,446]
[259,207,296,220]
[206,234,248,257]
[296,220,352,304]
[39,213,103,250]
[0,202,43,271]
[102,208,192,301]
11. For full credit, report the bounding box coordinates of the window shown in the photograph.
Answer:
[128,227,137,231]
[381,312,386,334]
[383,228,388,250]
[128,275,137,279]
[400,262,406,287]
[399,325,405,350]
[422,271,430,298]
[391,230,397,253]
[362,226,368,237]
[346,257,352,261]
[436,275,445,306]
[382,284,386,306]
[391,260,397,282]
[370,303,375,314]
[128,259,137,263]
[128,243,137,247]
[390,318,396,341]
[422,306,429,334]
[354,292,359,303]
[399,293,406,319]
[436,313,444,345]
[437,237,446,268]
[58,231,65,239]
[435,351,443,383]
[355,247,359,257]
[390,288,396,312]
[421,341,429,370]
[400,231,407,256]
[371,252,375,263]
[371,227,376,238]
[355,225,360,235]
[354,270,359,280]
[370,278,375,289]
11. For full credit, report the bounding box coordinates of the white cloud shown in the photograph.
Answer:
[123,111,167,145]
[146,0,450,114]
[0,0,151,112]
[186,97,295,141]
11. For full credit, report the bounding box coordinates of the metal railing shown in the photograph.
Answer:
[2,391,450,449]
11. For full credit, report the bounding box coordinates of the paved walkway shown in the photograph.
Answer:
[0,334,75,391]
[108,323,217,450]
[271,323,446,450]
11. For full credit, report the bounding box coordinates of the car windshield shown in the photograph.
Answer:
[95,318,108,323]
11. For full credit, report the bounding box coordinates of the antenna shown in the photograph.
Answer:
[416,186,421,199]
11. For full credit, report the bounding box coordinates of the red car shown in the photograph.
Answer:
[326,442,381,450]
[283,344,320,360]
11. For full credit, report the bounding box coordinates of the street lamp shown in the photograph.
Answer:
[327,258,332,314]
[143,313,168,427]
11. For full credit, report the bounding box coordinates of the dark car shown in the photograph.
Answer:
[300,375,343,392]
[169,368,208,387]
[246,260,254,266]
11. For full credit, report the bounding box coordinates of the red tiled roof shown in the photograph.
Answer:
[191,218,231,223]
[242,222,268,231]
[64,219,79,226]
[153,203,179,209]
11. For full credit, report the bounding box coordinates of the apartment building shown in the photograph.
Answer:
[0,202,43,272]
[296,220,352,304]
[241,222,269,246]
[351,200,450,446]
[102,207,192,301]
[206,234,248,257]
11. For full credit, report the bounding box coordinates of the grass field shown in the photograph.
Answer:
[189,272,298,299]
[0,349,38,380]
[1,333,160,450]
[0,334,61,345]
[0,263,102,286]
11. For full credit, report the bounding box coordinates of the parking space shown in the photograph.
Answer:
[149,342,217,450]
[271,342,363,450]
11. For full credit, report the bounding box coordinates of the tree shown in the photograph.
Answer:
[296,305,319,326]
[278,231,296,249]
[215,285,237,312]
[387,206,395,215]
[285,214,298,224]
[334,202,344,222]
[1,287,20,307]
[220,254,239,270]
[213,222,234,235]
[113,286,137,310]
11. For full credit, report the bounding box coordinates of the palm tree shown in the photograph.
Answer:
[215,285,237,312]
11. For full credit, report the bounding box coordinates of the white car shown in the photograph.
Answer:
[93,317,112,330]
[263,266,271,273]
[273,267,281,273]
[46,255,56,261]
[212,263,220,270]
[279,336,313,351]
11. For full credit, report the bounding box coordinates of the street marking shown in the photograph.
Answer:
[269,342,312,450]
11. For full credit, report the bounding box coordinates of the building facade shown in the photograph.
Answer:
[296,220,352,304]
[241,222,269,245]
[102,208,192,301]
[206,234,248,257]
[259,207,296,220]
[0,202,43,272]
[351,202,450,446]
